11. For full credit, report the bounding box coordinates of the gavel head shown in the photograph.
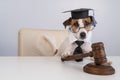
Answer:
[92,42,107,65]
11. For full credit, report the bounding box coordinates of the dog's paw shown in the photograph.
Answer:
[61,52,71,58]
[90,57,94,61]
[101,60,112,66]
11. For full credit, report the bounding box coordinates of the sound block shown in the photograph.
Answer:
[83,63,115,75]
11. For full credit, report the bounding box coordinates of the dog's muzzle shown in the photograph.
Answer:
[80,32,86,39]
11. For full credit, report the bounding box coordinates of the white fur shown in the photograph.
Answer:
[56,26,92,58]
[81,42,92,53]
[78,19,84,28]
[73,28,87,40]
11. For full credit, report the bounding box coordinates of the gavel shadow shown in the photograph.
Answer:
[61,57,92,73]
[61,61,84,72]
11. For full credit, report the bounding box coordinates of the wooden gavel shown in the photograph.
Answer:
[61,42,107,65]
[61,42,115,75]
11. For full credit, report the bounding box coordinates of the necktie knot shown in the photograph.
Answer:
[75,41,84,47]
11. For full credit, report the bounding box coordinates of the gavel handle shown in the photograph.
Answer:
[61,52,92,61]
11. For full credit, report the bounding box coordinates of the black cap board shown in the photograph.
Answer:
[63,8,94,19]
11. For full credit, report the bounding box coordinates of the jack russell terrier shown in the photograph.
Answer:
[56,8,97,62]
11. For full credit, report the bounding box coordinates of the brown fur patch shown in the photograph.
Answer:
[71,17,92,32]
[63,17,92,32]
[63,17,72,28]
[82,17,92,24]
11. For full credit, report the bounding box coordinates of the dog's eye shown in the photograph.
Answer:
[73,22,79,27]
[84,21,91,27]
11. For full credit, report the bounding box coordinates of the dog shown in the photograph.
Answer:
[55,17,94,60]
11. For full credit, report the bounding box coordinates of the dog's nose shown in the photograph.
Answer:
[80,32,86,39]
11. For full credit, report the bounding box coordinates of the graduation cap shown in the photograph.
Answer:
[63,8,97,26]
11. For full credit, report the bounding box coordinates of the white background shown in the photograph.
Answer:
[0,0,120,56]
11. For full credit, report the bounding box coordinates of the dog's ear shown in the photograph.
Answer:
[63,17,72,28]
